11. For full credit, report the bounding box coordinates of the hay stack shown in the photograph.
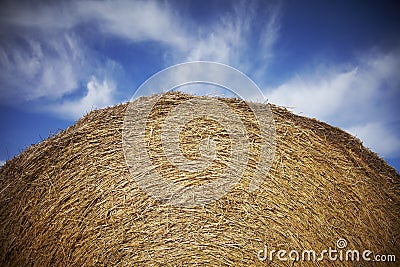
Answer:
[0,92,399,266]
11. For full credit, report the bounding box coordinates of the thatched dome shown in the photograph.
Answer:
[1,92,399,266]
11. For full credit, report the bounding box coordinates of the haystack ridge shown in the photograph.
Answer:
[1,92,399,266]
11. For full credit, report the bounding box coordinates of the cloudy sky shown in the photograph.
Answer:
[0,0,399,172]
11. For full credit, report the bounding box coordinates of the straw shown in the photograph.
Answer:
[1,92,398,266]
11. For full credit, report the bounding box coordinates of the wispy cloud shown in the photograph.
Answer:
[265,66,359,120]
[185,1,281,73]
[76,0,189,48]
[0,34,85,102]
[264,49,400,158]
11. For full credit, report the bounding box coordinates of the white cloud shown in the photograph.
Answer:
[258,9,279,62]
[265,50,400,121]
[0,160,5,167]
[185,1,280,72]
[49,76,116,120]
[0,34,84,102]
[185,7,248,64]
[76,0,189,49]
[265,67,359,120]
[264,50,400,158]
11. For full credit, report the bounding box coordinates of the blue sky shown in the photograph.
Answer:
[0,0,399,172]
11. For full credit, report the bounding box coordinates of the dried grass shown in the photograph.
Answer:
[0,92,399,266]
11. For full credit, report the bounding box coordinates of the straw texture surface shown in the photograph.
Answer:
[1,92,399,266]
